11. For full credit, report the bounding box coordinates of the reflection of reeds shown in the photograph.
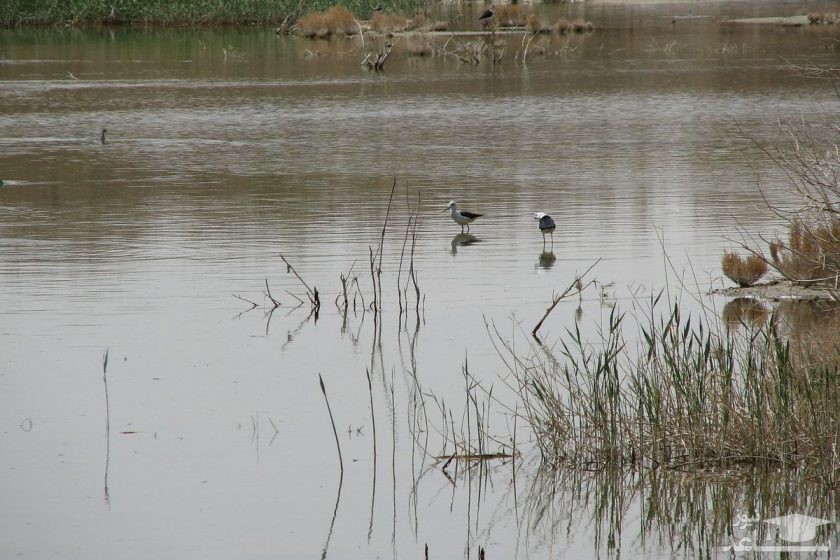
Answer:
[494,294,840,480]
[520,462,836,557]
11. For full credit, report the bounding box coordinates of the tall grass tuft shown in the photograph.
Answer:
[493,294,840,481]
[721,250,768,287]
[495,4,530,27]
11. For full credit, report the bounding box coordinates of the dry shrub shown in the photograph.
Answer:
[324,5,356,35]
[371,12,407,33]
[722,250,769,287]
[298,12,329,38]
[405,13,427,30]
[430,20,449,31]
[807,12,837,24]
[405,33,431,56]
[495,4,530,27]
[769,218,840,284]
[571,18,594,33]
[298,6,357,38]
[555,16,570,34]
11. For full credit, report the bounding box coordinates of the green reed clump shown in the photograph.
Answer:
[496,293,840,480]
[1,0,424,27]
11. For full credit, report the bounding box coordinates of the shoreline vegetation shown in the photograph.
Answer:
[2,0,837,29]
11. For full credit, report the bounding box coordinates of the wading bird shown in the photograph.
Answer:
[479,5,495,28]
[445,201,483,233]
[534,212,556,250]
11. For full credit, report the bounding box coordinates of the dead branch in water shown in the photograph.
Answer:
[264,279,281,308]
[532,259,600,340]
[280,253,320,310]
[232,293,258,309]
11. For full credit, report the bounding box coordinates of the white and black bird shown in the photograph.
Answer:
[445,201,483,233]
[534,212,556,250]
[478,5,495,26]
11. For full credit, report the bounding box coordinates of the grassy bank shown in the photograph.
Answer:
[1,0,426,28]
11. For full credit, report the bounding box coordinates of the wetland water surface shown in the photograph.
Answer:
[1,2,839,558]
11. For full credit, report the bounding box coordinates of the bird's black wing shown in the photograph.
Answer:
[460,211,484,219]
[539,215,556,230]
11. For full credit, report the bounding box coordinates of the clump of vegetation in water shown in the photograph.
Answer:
[298,6,357,38]
[721,250,768,287]
[492,296,840,482]
[0,0,426,27]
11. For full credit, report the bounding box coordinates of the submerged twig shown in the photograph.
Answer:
[532,259,601,339]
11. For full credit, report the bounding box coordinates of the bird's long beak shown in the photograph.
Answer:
[442,207,449,212]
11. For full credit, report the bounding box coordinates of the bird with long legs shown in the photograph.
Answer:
[445,201,483,233]
[534,212,556,250]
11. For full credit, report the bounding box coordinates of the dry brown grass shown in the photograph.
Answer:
[324,5,356,35]
[807,12,838,24]
[430,20,448,31]
[722,250,769,287]
[371,11,407,33]
[495,4,530,27]
[298,11,330,38]
[769,218,840,284]
[405,13,427,30]
[571,17,594,33]
[298,6,358,38]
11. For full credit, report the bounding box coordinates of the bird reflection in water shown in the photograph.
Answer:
[451,233,480,254]
[537,251,556,270]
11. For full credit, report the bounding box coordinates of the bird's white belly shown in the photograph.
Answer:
[453,213,474,225]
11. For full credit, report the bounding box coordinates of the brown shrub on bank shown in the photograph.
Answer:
[807,12,838,24]
[495,4,530,27]
[298,6,358,38]
[571,18,594,33]
[555,17,570,34]
[324,6,356,35]
[371,12,407,33]
[298,12,329,38]
[405,13,427,30]
[770,218,840,283]
[722,250,769,287]
[430,20,449,31]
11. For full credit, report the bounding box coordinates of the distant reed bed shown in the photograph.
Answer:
[1,0,425,27]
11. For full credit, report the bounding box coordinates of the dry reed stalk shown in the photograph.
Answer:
[319,374,344,474]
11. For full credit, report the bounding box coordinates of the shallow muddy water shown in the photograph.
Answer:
[1,2,839,558]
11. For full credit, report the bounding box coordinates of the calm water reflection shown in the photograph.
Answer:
[1,2,839,558]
